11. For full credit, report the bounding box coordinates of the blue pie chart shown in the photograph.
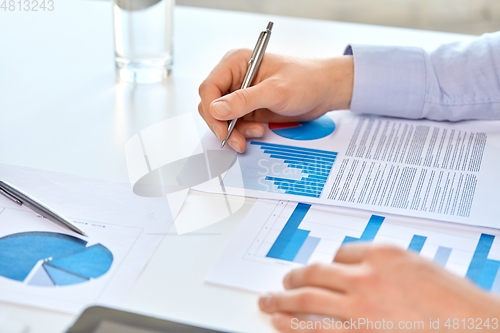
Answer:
[0,232,113,287]
[269,115,336,141]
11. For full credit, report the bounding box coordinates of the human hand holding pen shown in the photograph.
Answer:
[198,50,354,153]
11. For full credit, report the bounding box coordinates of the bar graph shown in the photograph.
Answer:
[466,234,500,292]
[247,201,500,294]
[222,141,337,198]
[266,203,321,264]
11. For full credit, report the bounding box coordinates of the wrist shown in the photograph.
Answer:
[325,56,354,110]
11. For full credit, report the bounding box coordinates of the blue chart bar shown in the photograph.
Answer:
[492,272,500,294]
[343,215,385,244]
[466,234,500,291]
[294,237,321,264]
[267,203,310,259]
[433,246,452,266]
[408,235,427,253]
[267,203,319,264]
[280,229,310,261]
[251,142,337,198]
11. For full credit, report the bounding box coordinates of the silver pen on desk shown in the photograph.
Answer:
[221,21,274,148]
[0,180,87,237]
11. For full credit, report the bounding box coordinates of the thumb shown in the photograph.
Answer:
[209,83,275,120]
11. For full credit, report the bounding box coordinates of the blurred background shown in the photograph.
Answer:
[178,0,500,35]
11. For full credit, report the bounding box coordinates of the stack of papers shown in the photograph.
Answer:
[202,112,500,294]
[0,164,172,313]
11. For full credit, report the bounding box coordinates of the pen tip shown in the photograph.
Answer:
[221,140,226,148]
[267,22,274,31]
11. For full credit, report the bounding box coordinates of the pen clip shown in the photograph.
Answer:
[249,31,266,64]
[0,187,23,205]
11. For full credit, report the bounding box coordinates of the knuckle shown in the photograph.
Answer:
[273,82,288,97]
[223,48,238,58]
[268,294,281,311]
[297,290,316,308]
[349,268,377,287]
[368,243,405,259]
[198,103,204,117]
[224,48,251,60]
[334,245,349,259]
[198,80,207,97]
[270,83,290,110]
[233,88,251,109]
[302,263,323,283]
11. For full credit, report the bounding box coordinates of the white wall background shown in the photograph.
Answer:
[177,0,500,35]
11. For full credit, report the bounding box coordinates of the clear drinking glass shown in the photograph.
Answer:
[113,0,174,83]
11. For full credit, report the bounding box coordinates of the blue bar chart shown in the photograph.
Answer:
[260,201,500,293]
[222,141,337,198]
[266,203,321,264]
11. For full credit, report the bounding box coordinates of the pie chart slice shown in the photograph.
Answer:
[49,244,113,279]
[269,115,335,141]
[28,265,55,287]
[42,263,89,286]
[0,231,113,287]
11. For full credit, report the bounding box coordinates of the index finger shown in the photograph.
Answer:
[198,50,252,143]
[199,49,252,121]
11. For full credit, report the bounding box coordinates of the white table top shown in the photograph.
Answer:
[0,1,473,332]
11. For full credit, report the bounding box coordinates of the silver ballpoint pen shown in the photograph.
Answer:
[221,21,274,148]
[0,180,87,237]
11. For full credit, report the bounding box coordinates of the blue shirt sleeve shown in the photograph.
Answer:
[345,31,500,121]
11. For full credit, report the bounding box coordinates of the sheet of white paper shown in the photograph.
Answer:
[0,164,172,314]
[195,111,500,229]
[0,164,171,233]
[206,199,500,294]
[0,311,26,333]
[174,190,245,235]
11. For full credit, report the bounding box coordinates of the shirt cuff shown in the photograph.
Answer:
[344,44,427,119]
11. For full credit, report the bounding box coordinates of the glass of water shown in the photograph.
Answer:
[113,0,174,83]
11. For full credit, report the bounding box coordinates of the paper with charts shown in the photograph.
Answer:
[0,164,172,313]
[206,199,500,294]
[195,111,500,229]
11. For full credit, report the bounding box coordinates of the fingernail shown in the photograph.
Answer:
[283,273,292,289]
[259,294,272,309]
[211,125,221,140]
[228,140,241,153]
[245,128,264,138]
[212,101,231,117]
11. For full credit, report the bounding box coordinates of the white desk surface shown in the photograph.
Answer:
[0,1,473,332]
